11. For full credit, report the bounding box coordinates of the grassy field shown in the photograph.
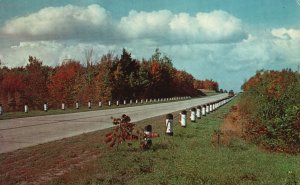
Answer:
[0,96,299,185]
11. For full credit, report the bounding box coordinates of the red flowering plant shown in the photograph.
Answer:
[105,114,159,150]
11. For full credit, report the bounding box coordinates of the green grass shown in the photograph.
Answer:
[49,97,299,184]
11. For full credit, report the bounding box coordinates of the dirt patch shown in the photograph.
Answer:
[212,106,247,146]
[0,131,106,185]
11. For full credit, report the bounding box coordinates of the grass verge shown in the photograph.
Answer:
[0,96,299,185]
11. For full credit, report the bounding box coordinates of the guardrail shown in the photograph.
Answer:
[0,96,192,115]
[164,95,235,136]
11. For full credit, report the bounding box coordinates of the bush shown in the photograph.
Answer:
[240,69,300,152]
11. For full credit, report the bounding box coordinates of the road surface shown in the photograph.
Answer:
[0,94,229,154]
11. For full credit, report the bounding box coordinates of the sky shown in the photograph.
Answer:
[0,0,300,92]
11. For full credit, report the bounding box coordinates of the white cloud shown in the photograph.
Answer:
[195,10,246,42]
[1,4,112,40]
[1,41,116,67]
[1,4,247,44]
[119,9,247,43]
[270,28,300,65]
[271,28,300,40]
[119,10,173,39]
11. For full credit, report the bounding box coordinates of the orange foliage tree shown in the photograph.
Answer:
[1,71,26,111]
[24,56,49,109]
[0,48,221,112]
[193,79,219,91]
[48,60,84,108]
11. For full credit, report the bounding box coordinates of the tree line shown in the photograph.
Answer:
[0,48,219,112]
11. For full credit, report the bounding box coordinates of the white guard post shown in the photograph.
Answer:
[88,101,91,109]
[202,105,206,116]
[99,101,102,107]
[24,104,28,113]
[0,104,2,115]
[76,101,79,109]
[180,110,187,127]
[116,100,119,106]
[190,107,196,122]
[124,100,126,105]
[44,103,47,112]
[196,106,201,119]
[108,101,111,106]
[206,104,209,114]
[165,114,174,136]
[62,103,65,110]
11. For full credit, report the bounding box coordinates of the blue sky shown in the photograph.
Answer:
[0,0,299,91]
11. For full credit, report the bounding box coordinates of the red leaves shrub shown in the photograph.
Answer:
[105,114,159,150]
[105,115,140,148]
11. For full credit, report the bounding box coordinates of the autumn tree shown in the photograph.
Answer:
[24,56,49,109]
[94,53,114,102]
[193,79,219,91]
[173,70,198,96]
[0,49,221,112]
[79,49,99,103]
[147,48,175,98]
[48,60,84,107]
[1,70,26,111]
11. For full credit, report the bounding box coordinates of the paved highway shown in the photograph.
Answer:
[0,94,229,154]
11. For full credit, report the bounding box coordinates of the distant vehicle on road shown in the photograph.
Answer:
[228,90,235,97]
